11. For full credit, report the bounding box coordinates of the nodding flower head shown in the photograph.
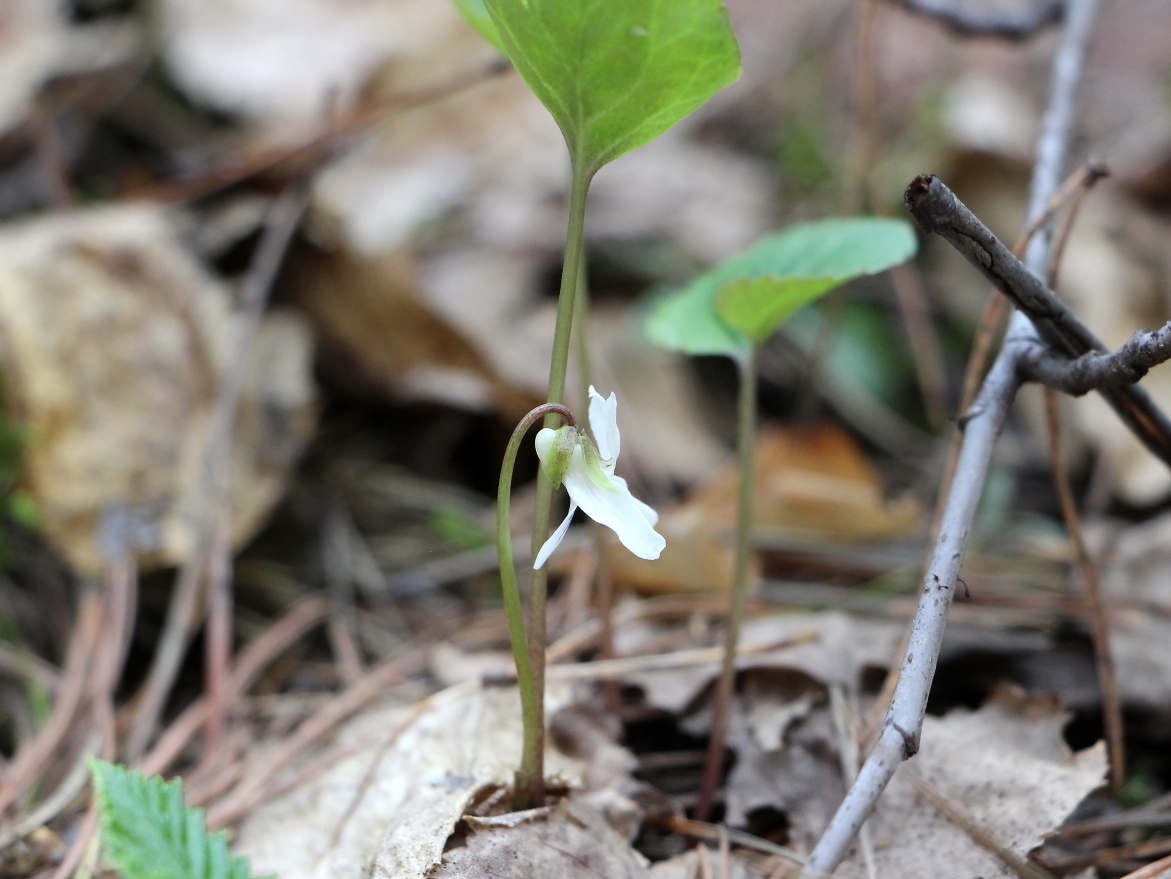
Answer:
[532,387,665,569]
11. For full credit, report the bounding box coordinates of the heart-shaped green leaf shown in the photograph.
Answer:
[647,217,918,356]
[715,276,839,343]
[452,0,506,53]
[483,0,742,175]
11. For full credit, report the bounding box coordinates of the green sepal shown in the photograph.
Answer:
[537,426,579,489]
[580,438,616,492]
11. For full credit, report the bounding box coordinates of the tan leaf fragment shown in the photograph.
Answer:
[0,205,316,574]
[235,682,598,879]
[834,685,1106,879]
[607,427,921,594]
[431,800,651,879]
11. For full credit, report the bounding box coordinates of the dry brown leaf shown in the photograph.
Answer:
[622,611,902,715]
[235,682,622,879]
[432,800,651,879]
[650,848,766,879]
[837,686,1105,878]
[0,205,316,574]
[0,2,140,136]
[158,0,492,141]
[286,245,534,416]
[608,426,921,594]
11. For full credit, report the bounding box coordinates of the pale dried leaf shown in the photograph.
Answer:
[0,205,315,574]
[608,427,921,594]
[624,611,902,715]
[650,848,765,879]
[833,686,1106,878]
[158,0,493,140]
[432,800,650,879]
[235,683,590,879]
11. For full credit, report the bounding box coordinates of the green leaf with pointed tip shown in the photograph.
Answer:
[647,217,917,357]
[483,0,741,175]
[452,0,506,53]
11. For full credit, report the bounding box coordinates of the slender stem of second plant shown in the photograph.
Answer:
[523,164,594,809]
[497,403,575,810]
[696,346,758,821]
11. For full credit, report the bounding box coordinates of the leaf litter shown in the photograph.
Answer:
[3,0,1171,877]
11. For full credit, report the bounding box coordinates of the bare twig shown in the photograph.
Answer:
[905,174,1171,464]
[1119,852,1171,879]
[910,772,1057,879]
[206,648,427,827]
[891,265,949,430]
[322,496,367,686]
[138,594,327,777]
[126,182,310,760]
[1045,392,1127,792]
[1019,324,1171,394]
[0,731,100,851]
[888,0,1063,40]
[202,517,233,760]
[659,816,805,867]
[0,591,102,818]
[802,0,1101,872]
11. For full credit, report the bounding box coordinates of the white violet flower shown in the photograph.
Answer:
[532,386,666,569]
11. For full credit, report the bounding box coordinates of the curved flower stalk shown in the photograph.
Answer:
[533,387,666,569]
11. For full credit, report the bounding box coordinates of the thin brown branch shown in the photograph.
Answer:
[1044,391,1125,792]
[888,0,1063,40]
[137,594,328,778]
[0,591,102,818]
[126,182,310,760]
[905,173,1171,465]
[1119,852,1171,879]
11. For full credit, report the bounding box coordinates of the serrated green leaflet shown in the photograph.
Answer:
[648,217,917,355]
[452,0,505,53]
[91,761,265,879]
[483,0,741,175]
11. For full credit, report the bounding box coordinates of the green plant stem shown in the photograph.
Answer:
[523,164,593,809]
[497,403,576,810]
[695,345,758,822]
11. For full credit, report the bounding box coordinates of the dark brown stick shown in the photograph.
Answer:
[905,173,1171,465]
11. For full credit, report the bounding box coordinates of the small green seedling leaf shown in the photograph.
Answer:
[452,0,506,53]
[91,761,265,879]
[714,276,839,344]
[483,0,742,175]
[648,217,918,356]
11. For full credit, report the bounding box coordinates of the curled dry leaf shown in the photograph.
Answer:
[234,682,641,879]
[0,205,316,574]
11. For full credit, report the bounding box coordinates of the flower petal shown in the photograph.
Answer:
[533,501,577,570]
[610,472,659,526]
[563,451,665,561]
[588,386,620,465]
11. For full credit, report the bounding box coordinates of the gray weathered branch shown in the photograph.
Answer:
[801,0,1099,873]
[889,0,1063,40]
[1017,323,1171,395]
[905,174,1171,467]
